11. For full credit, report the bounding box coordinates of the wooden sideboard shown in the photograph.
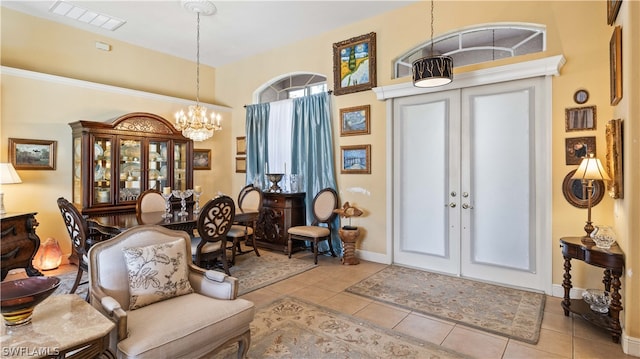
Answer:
[253,192,306,253]
[1,212,42,280]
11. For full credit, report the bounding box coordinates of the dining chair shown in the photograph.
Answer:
[227,184,262,259]
[135,189,166,213]
[192,195,235,275]
[287,188,339,264]
[56,197,108,300]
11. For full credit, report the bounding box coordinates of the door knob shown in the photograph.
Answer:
[449,202,457,208]
[462,203,473,209]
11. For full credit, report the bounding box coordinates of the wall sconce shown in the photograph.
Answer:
[571,154,611,240]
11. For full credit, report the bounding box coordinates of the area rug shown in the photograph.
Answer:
[212,296,469,359]
[52,250,315,297]
[346,265,545,344]
[230,249,316,295]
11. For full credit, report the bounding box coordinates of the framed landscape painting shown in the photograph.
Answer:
[340,105,370,136]
[333,32,376,96]
[9,138,57,170]
[341,144,371,174]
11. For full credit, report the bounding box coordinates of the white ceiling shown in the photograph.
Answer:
[2,0,416,67]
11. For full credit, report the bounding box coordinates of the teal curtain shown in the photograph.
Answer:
[245,103,270,187]
[291,92,341,254]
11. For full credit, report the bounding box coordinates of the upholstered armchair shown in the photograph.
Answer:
[88,225,254,358]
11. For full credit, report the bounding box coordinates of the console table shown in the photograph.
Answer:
[1,294,115,358]
[1,212,42,281]
[560,236,625,343]
[253,192,306,253]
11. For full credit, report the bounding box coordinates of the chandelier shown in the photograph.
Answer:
[412,0,453,87]
[174,0,222,142]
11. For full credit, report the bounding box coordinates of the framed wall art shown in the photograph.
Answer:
[332,32,376,96]
[340,144,371,174]
[9,138,57,170]
[565,136,596,165]
[573,89,589,105]
[193,149,211,170]
[235,157,246,173]
[236,136,246,155]
[340,105,370,136]
[565,106,597,131]
[605,119,623,199]
[607,0,622,25]
[610,26,622,105]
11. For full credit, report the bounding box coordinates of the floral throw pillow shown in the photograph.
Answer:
[122,237,194,310]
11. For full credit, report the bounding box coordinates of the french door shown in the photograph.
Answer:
[392,77,548,291]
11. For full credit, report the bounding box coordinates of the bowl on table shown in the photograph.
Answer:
[1,276,61,326]
[582,288,611,313]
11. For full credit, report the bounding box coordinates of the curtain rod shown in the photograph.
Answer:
[243,90,333,108]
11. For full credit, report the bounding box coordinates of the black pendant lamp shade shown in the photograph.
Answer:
[412,55,453,87]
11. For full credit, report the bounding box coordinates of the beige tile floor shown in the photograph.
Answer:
[240,249,634,359]
[41,248,633,359]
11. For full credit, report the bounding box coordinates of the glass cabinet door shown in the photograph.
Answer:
[148,140,169,192]
[72,137,83,205]
[174,142,188,191]
[93,136,112,205]
[119,139,142,203]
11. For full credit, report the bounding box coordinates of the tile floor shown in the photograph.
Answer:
[43,249,633,359]
[239,250,634,359]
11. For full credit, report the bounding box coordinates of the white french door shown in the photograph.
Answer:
[393,77,548,291]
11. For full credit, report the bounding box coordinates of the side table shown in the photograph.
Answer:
[1,294,115,358]
[559,236,625,343]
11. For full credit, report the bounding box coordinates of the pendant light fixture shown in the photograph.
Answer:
[174,0,222,142]
[412,0,453,87]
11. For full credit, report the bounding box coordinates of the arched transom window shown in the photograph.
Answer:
[258,73,327,103]
[395,24,546,79]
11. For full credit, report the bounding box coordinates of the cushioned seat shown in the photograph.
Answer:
[119,293,254,358]
[88,225,254,359]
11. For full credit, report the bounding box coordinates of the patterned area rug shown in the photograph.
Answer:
[212,296,469,359]
[51,249,315,297]
[346,266,546,344]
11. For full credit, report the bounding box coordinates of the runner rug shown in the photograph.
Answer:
[53,249,315,297]
[212,296,468,359]
[346,265,545,344]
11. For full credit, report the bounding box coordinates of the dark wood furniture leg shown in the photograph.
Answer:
[609,269,623,343]
[562,255,572,316]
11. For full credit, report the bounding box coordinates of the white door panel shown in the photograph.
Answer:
[393,77,547,291]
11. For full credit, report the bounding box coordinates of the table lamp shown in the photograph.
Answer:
[0,163,22,215]
[571,154,610,240]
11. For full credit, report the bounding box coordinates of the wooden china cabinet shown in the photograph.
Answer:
[69,112,193,215]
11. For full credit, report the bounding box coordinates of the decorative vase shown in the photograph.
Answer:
[590,225,616,249]
[338,226,360,265]
[38,237,63,271]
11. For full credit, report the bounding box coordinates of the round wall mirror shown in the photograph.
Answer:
[562,169,605,208]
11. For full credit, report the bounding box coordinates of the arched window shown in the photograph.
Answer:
[258,73,327,103]
[395,24,545,79]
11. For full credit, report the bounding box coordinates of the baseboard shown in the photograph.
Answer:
[552,284,640,357]
[355,249,391,264]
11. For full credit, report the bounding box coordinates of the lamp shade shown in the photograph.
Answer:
[0,163,22,184]
[412,56,454,87]
[571,155,611,181]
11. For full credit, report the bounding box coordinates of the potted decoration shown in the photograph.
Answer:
[334,202,364,265]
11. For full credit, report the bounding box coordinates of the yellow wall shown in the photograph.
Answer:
[2,0,637,345]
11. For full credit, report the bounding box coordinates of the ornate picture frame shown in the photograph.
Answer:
[565,106,597,131]
[606,119,623,199]
[565,137,596,165]
[340,144,371,174]
[610,26,622,105]
[340,105,371,136]
[607,0,622,25]
[236,136,246,155]
[193,149,211,170]
[9,138,57,170]
[332,32,376,96]
[235,157,246,173]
